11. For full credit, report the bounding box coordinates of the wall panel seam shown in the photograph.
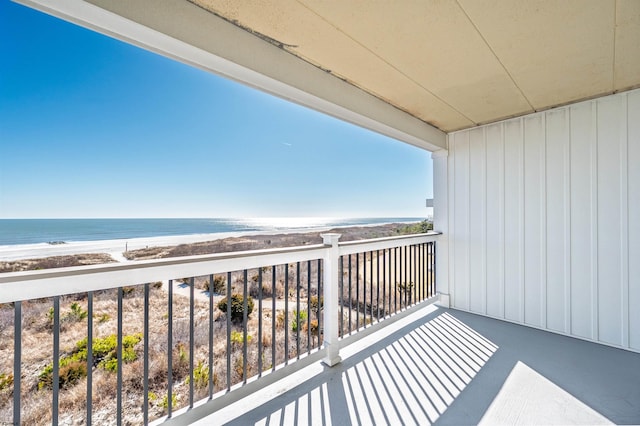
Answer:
[483,126,488,315]
[620,93,630,348]
[565,108,572,334]
[541,113,548,329]
[500,123,506,319]
[591,101,599,342]
[520,117,526,323]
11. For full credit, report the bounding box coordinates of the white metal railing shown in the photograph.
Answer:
[0,232,439,425]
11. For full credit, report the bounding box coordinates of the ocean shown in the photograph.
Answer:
[0,218,424,246]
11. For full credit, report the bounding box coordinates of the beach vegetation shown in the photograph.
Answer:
[205,274,226,294]
[217,294,254,323]
[291,310,308,332]
[309,296,323,314]
[185,360,210,389]
[397,220,433,234]
[0,373,13,391]
[230,330,252,347]
[1,223,417,423]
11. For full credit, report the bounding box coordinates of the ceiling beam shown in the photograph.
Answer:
[16,0,446,151]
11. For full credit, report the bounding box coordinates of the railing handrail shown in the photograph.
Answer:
[0,232,439,303]
[338,231,440,255]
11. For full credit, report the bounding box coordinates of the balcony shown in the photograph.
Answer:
[0,232,438,425]
[209,306,640,426]
[2,231,639,425]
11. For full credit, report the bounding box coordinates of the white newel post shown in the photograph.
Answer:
[432,149,450,308]
[321,233,342,367]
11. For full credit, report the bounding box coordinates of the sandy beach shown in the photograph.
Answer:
[0,231,250,262]
[0,222,421,262]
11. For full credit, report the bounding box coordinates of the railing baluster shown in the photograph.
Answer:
[356,253,360,330]
[338,257,343,338]
[226,272,231,391]
[271,266,276,372]
[143,284,149,425]
[394,247,398,314]
[208,274,214,397]
[412,245,417,305]
[117,287,123,426]
[53,296,60,426]
[383,249,387,318]
[258,268,263,377]
[376,250,380,322]
[307,260,312,351]
[404,245,408,309]
[296,262,300,359]
[370,251,374,324]
[189,277,195,407]
[242,270,248,385]
[419,244,423,302]
[167,279,173,417]
[428,242,432,297]
[363,251,367,328]
[317,259,322,348]
[87,291,93,426]
[284,265,289,364]
[348,255,352,334]
[421,243,424,300]
[433,242,437,296]
[13,301,21,426]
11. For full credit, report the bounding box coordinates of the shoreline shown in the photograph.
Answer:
[0,221,421,261]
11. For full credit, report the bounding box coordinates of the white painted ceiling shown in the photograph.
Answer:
[189,0,640,132]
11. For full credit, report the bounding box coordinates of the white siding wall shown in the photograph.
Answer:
[446,89,640,352]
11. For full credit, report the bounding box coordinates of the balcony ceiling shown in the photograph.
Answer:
[18,0,640,147]
[186,0,640,132]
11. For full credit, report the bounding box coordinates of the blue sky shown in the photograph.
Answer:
[0,1,432,219]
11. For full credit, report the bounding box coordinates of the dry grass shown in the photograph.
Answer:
[0,253,115,273]
[0,223,432,424]
[0,273,325,425]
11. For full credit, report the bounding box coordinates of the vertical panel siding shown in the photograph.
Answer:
[485,123,504,318]
[596,96,623,346]
[569,103,595,339]
[447,89,639,352]
[523,115,545,327]
[469,128,486,314]
[545,109,569,333]
[453,132,470,310]
[629,91,640,351]
[503,119,524,322]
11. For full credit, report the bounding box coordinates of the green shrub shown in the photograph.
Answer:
[309,319,319,334]
[206,275,227,294]
[397,220,433,235]
[122,286,136,296]
[161,393,178,410]
[46,303,88,326]
[38,332,143,389]
[230,330,252,347]
[217,294,254,323]
[309,296,324,313]
[291,310,308,332]
[186,360,209,389]
[38,358,87,390]
[95,313,110,323]
[0,373,13,391]
[68,303,88,321]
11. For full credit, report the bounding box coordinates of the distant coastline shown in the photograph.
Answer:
[0,217,424,246]
[0,218,427,262]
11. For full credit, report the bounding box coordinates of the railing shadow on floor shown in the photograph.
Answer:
[220,306,497,426]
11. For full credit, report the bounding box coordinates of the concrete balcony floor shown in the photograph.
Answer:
[202,305,640,425]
